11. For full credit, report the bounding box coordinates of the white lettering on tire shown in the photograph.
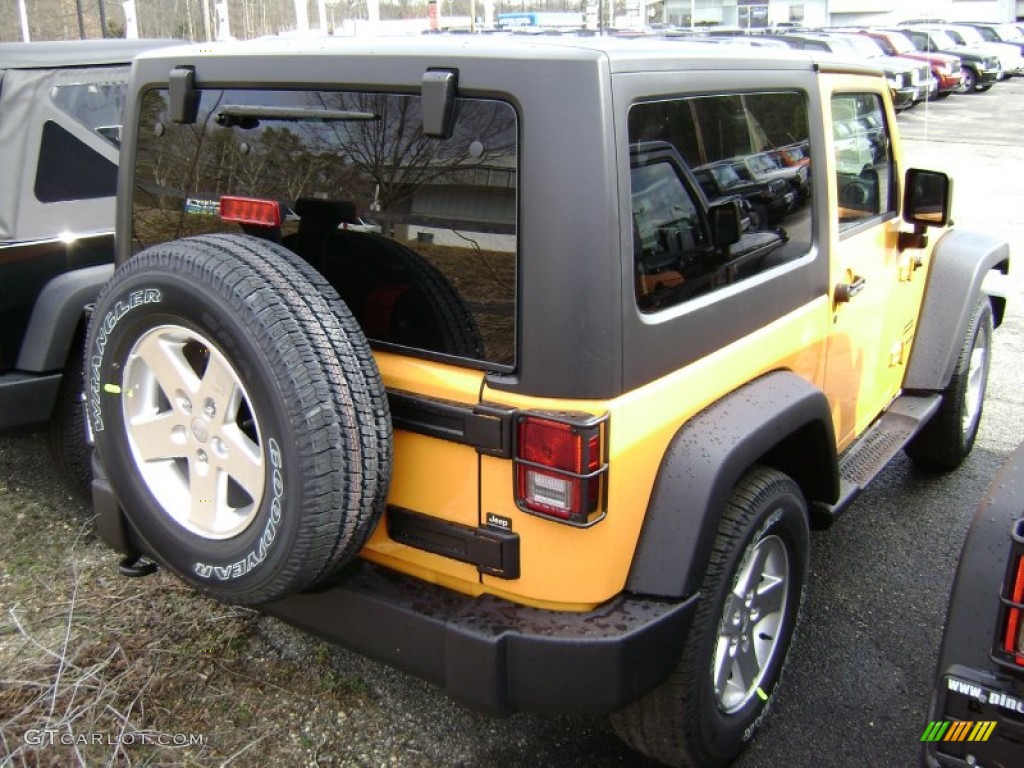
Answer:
[88,288,162,433]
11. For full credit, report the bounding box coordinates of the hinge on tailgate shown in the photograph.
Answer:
[169,66,199,124]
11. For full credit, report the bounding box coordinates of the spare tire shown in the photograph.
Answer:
[85,234,391,604]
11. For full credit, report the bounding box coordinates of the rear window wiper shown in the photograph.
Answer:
[215,105,379,128]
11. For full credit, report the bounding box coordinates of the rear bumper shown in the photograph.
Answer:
[266,563,698,715]
[92,459,699,716]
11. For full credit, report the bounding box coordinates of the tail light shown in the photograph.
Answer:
[514,412,607,526]
[997,519,1024,665]
[220,196,282,227]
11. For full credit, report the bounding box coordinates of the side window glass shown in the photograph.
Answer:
[831,93,895,232]
[35,120,118,202]
[628,91,812,312]
[50,82,127,147]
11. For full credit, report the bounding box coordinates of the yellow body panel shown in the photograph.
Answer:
[478,298,829,607]
[361,352,484,585]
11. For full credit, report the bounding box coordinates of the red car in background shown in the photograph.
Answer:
[859,28,965,97]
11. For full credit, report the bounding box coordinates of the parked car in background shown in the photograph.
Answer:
[829,31,939,101]
[0,38,177,496]
[959,21,1024,54]
[768,141,810,170]
[923,24,1024,78]
[924,441,1024,768]
[857,29,964,98]
[693,159,796,230]
[737,151,810,201]
[897,27,1002,92]
[775,33,930,109]
[341,216,383,234]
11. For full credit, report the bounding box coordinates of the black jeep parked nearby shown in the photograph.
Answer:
[0,39,176,494]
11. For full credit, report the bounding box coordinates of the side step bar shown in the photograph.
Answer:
[812,393,941,525]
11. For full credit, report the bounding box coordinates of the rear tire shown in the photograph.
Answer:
[49,333,92,500]
[906,299,992,471]
[85,234,391,604]
[611,467,809,767]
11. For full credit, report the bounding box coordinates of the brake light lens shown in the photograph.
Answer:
[514,413,607,526]
[220,196,282,227]
[1002,552,1024,665]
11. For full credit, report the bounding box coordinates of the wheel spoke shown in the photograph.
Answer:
[735,540,771,597]
[714,644,736,698]
[187,460,222,533]
[215,425,265,502]
[963,344,987,428]
[196,350,242,416]
[734,638,761,691]
[133,332,200,398]
[753,572,787,618]
[127,412,187,462]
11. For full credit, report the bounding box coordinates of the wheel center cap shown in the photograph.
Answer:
[190,418,210,444]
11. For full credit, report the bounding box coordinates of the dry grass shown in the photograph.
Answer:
[0,469,375,768]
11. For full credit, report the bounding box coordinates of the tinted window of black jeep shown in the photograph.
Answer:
[628,92,812,312]
[132,89,517,369]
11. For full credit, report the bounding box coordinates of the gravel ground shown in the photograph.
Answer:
[2,77,1024,768]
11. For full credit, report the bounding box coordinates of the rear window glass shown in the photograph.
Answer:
[132,89,518,370]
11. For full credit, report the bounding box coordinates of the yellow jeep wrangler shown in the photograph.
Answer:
[87,37,1009,766]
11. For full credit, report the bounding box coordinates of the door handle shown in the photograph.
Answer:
[835,276,866,303]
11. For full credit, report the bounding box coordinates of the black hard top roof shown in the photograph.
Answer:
[0,39,181,70]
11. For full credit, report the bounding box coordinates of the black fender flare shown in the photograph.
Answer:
[16,263,114,372]
[905,229,1009,393]
[625,371,838,598]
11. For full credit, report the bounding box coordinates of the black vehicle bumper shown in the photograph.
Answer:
[266,564,698,716]
[979,69,1001,86]
[92,460,699,716]
[923,664,1024,767]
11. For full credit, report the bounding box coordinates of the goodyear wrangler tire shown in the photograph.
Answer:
[611,467,808,768]
[906,298,992,472]
[85,234,391,605]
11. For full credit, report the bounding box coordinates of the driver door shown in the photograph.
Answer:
[824,86,927,449]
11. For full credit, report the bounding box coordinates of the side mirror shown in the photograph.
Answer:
[709,199,742,248]
[904,168,952,228]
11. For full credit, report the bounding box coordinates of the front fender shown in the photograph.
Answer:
[905,229,1009,392]
[624,371,838,598]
